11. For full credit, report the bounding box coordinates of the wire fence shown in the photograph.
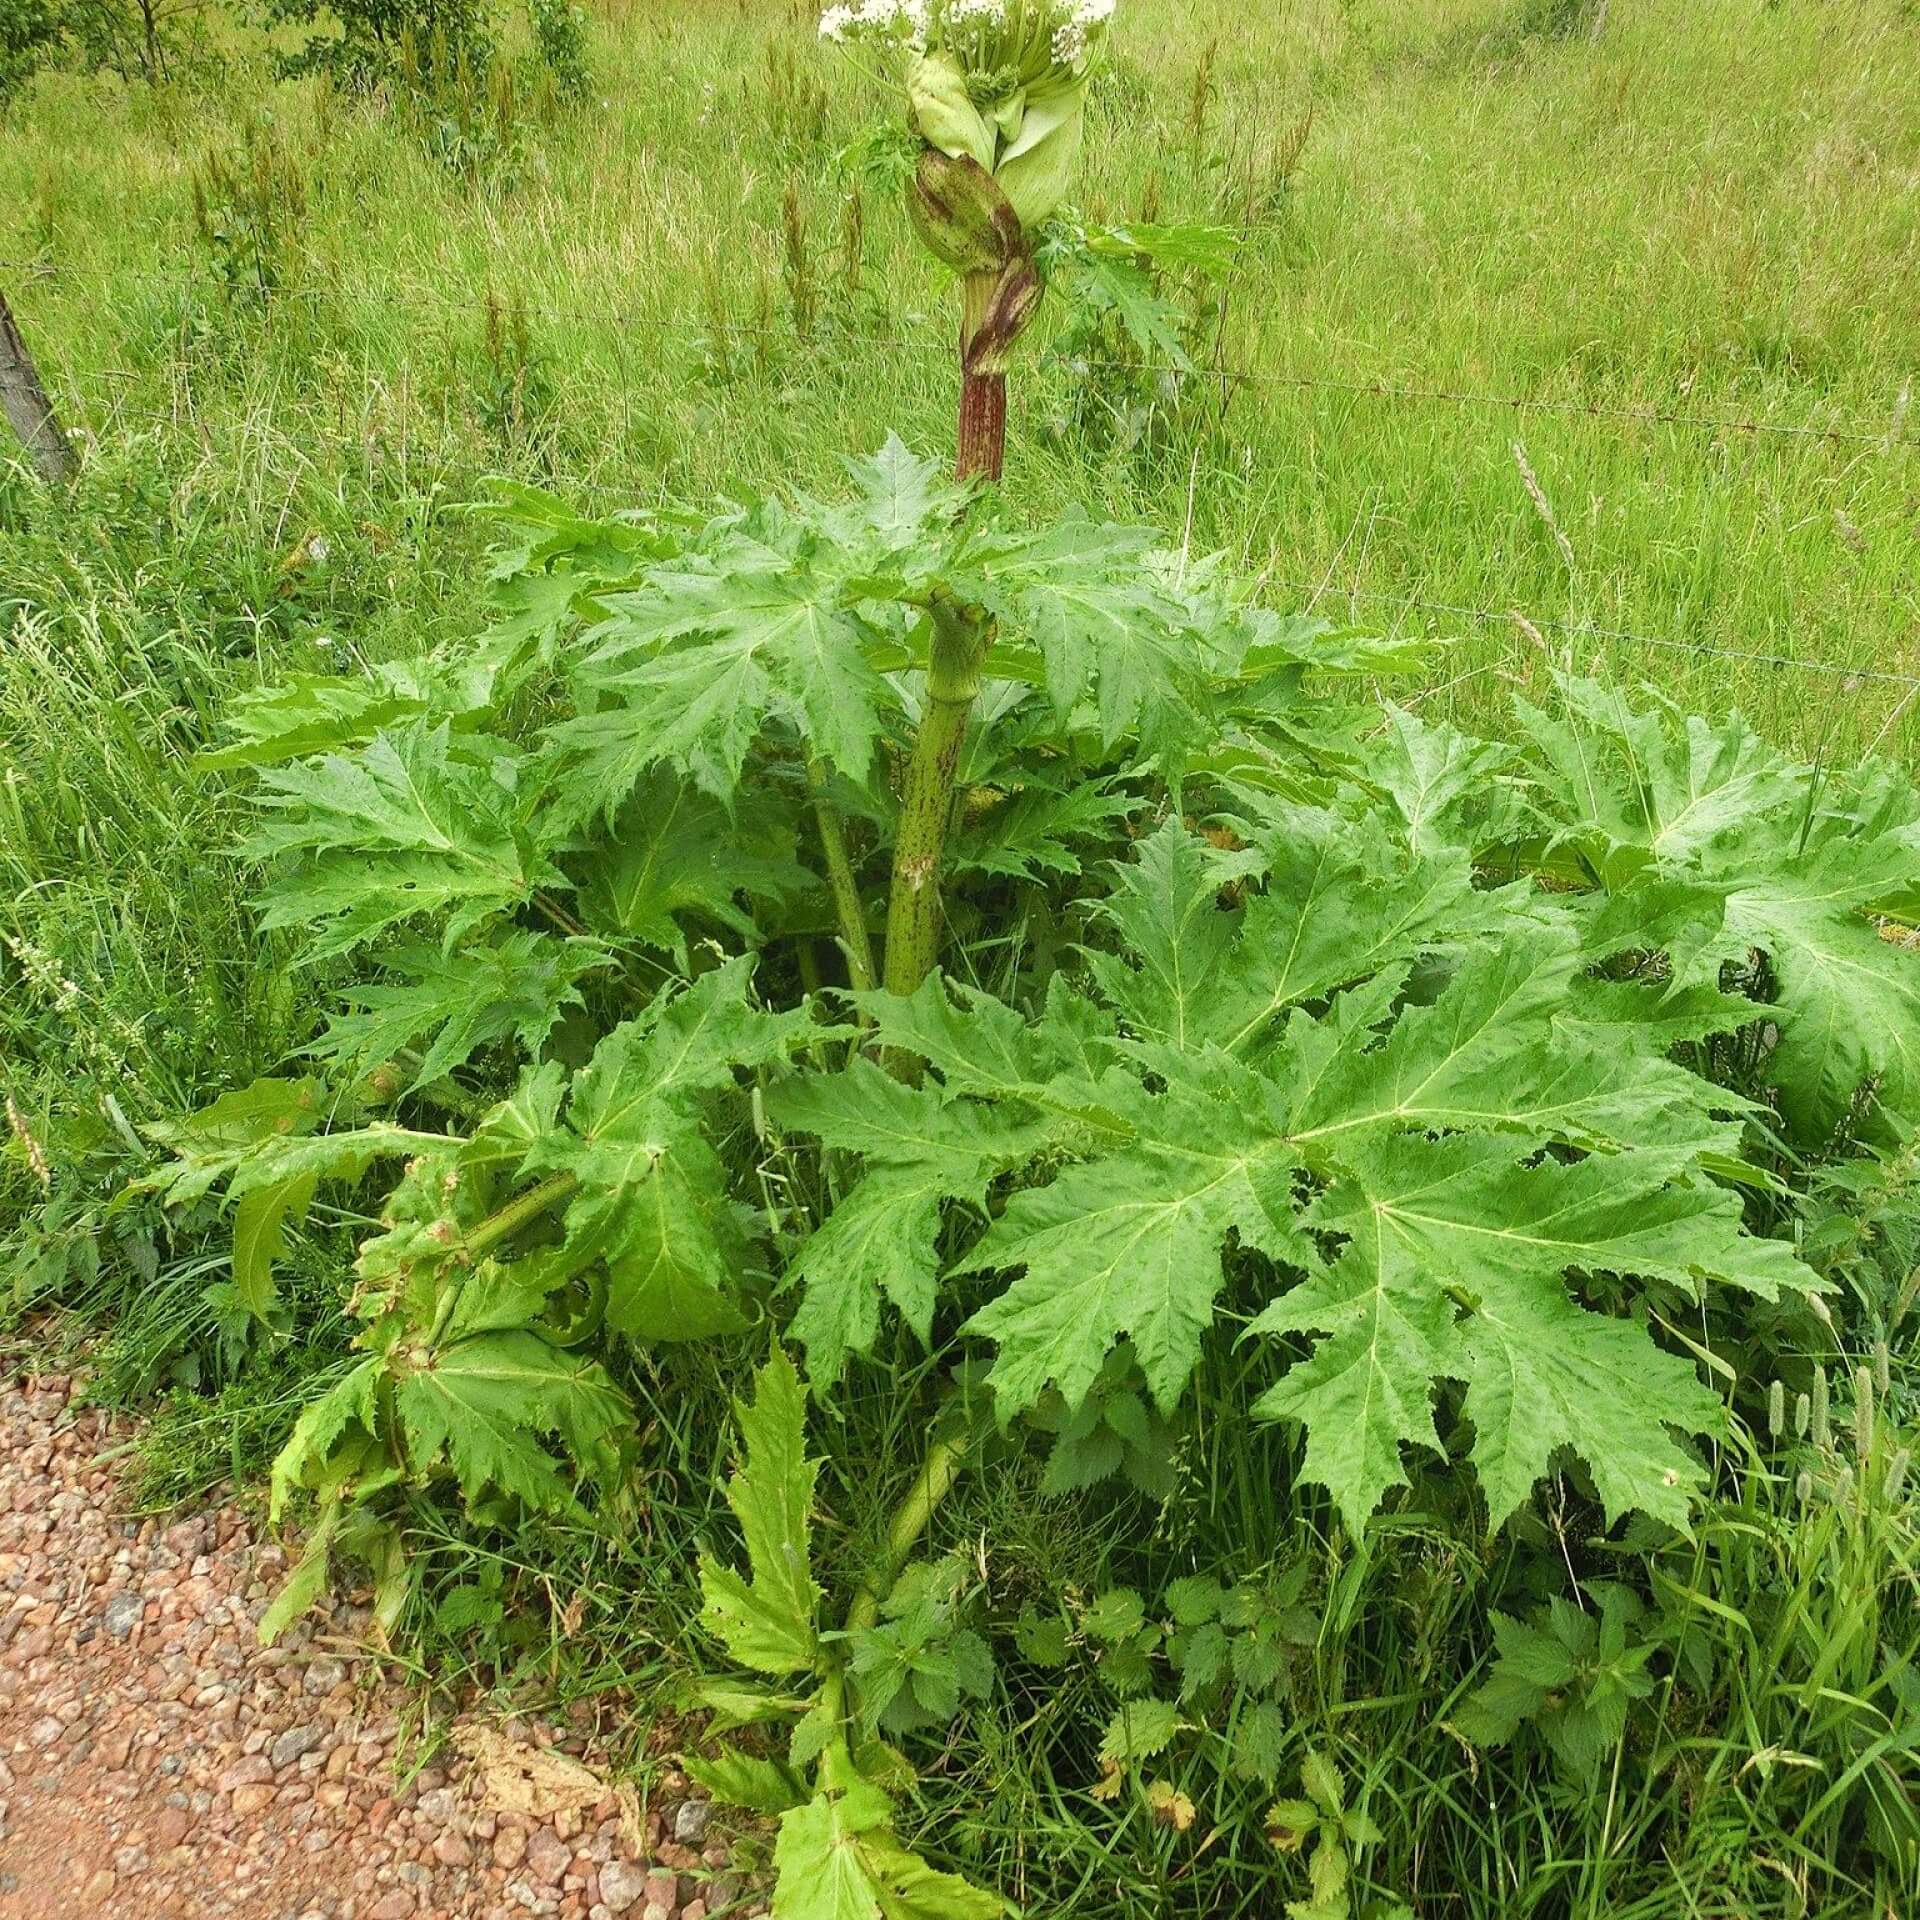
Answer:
[6,255,1908,449]
[6,255,1917,698]
[1260,582,1920,691]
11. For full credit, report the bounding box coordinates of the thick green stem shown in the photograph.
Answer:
[808,759,877,994]
[423,1171,580,1350]
[843,1427,974,1636]
[881,597,989,999]
[872,269,1015,1003]
[535,891,589,938]
[467,1171,579,1258]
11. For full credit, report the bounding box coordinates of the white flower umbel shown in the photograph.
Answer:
[1051,0,1113,64]
[818,0,932,49]
[820,0,1115,223]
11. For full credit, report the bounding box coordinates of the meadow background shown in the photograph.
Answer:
[2,1,1919,1915]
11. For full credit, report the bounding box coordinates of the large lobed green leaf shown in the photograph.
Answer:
[1514,676,1920,1140]
[245,722,566,964]
[699,1346,822,1677]
[778,801,1816,1536]
[144,1076,446,1320]
[772,1774,1008,1920]
[530,957,822,1343]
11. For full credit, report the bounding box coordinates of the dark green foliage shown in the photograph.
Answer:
[1454,1585,1661,1780]
[61,0,212,81]
[262,0,494,91]
[1,0,214,97]
[193,120,309,307]
[0,0,63,101]
[1036,215,1241,456]
[88,439,1920,1917]
[524,0,586,101]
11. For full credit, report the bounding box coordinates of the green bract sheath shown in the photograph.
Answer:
[907,51,996,174]
[989,74,1088,226]
[905,49,1090,229]
[906,147,1023,272]
[823,0,1115,330]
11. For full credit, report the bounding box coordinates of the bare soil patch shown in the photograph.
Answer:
[0,1371,741,1920]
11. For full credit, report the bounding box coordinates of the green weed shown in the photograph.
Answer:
[4,6,1920,1918]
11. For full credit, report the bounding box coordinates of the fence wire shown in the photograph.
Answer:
[5,258,1907,449]
[1262,581,1920,691]
[7,261,1917,695]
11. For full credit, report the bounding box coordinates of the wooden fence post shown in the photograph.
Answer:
[0,288,74,485]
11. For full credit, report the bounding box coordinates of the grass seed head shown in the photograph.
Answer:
[5,1093,50,1190]
[1884,1449,1911,1506]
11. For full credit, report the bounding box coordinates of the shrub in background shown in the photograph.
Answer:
[262,0,494,92]
[64,0,214,81]
[523,0,585,103]
[0,0,210,98]
[0,0,65,102]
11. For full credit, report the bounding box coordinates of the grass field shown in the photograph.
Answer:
[5,0,1917,742]
[4,3,1920,1916]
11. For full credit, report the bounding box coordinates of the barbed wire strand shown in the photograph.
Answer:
[16,253,1916,693]
[35,398,1919,693]
[1263,580,1920,689]
[4,259,1904,447]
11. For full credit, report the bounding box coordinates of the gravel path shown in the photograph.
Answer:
[0,1370,744,1920]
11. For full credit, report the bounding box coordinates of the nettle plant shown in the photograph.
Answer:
[147,3,1920,1911]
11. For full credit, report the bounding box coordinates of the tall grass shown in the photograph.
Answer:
[2,6,1918,1916]
[3,0,1916,743]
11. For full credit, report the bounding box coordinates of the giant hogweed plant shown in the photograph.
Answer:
[142,10,1920,1914]
[146,438,1920,1906]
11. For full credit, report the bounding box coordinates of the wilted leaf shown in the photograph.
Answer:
[450,1722,607,1820]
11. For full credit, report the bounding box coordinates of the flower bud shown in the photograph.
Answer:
[906,147,1023,272]
[824,1,1115,241]
[907,50,996,174]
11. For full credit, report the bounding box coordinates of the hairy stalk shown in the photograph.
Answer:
[844,1426,975,1637]
[876,264,1014,1003]
[423,1171,579,1349]
[956,269,1008,484]
[808,759,877,992]
[882,593,991,998]
[467,1170,579,1257]
[834,1423,974,1724]
[842,237,1011,1729]
[534,891,589,938]
[956,368,1006,485]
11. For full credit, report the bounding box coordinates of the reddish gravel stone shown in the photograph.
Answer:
[0,1368,734,1919]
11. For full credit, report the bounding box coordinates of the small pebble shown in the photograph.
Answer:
[598,1859,649,1914]
[102,1592,146,1639]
